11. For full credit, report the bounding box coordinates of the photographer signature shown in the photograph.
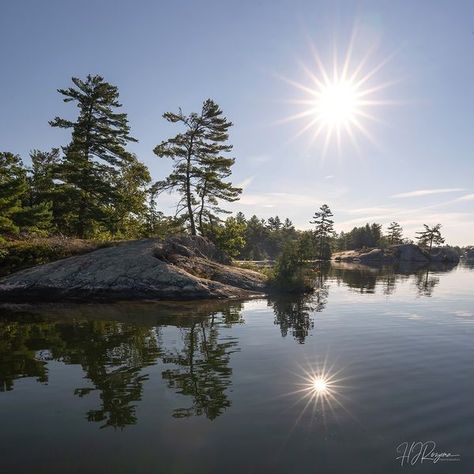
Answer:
[396,441,461,466]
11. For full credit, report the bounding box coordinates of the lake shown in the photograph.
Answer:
[1,263,473,473]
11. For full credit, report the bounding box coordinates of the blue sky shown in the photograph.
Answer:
[1,0,473,245]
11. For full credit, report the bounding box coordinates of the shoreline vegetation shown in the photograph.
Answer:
[1,74,471,300]
[0,234,462,303]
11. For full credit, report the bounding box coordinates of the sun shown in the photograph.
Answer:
[316,80,359,126]
[278,35,396,155]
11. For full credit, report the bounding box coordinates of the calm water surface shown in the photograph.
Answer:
[1,263,473,473]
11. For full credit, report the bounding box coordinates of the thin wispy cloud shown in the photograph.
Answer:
[345,206,397,215]
[390,188,465,198]
[456,193,474,202]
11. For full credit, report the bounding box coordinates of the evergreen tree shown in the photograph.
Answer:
[335,222,384,250]
[106,155,151,237]
[211,216,246,258]
[267,216,282,231]
[0,152,27,236]
[28,148,61,231]
[283,218,294,231]
[297,230,318,260]
[241,215,269,260]
[235,212,246,225]
[154,99,241,236]
[50,75,137,238]
[310,204,334,260]
[0,152,52,238]
[416,224,445,252]
[28,149,60,202]
[387,221,403,244]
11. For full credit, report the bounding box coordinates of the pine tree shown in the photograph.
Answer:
[416,224,445,252]
[267,216,282,231]
[0,152,52,238]
[28,148,62,231]
[310,204,334,260]
[0,152,27,237]
[154,99,241,236]
[387,221,403,244]
[50,75,137,238]
[106,155,151,237]
[370,223,383,247]
[283,218,294,231]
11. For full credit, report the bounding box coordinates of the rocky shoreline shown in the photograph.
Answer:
[0,236,266,302]
[0,239,461,303]
[332,243,460,265]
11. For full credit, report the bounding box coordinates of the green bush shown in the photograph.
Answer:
[268,242,314,293]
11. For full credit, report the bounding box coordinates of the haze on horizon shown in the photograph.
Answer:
[1,0,473,245]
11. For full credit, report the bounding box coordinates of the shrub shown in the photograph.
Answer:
[268,242,314,293]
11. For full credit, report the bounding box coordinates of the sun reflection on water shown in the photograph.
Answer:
[311,377,328,394]
[287,361,348,429]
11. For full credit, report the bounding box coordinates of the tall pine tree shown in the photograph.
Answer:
[310,204,334,260]
[50,75,137,237]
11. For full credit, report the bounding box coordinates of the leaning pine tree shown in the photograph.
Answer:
[154,99,241,236]
[50,75,137,238]
[416,224,445,252]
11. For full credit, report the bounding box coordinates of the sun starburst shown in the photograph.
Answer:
[283,359,349,431]
[278,34,397,156]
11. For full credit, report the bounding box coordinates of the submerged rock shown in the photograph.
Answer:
[0,236,266,302]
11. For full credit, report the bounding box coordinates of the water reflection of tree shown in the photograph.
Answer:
[161,307,242,419]
[331,265,378,293]
[330,262,457,297]
[269,269,328,343]
[0,302,244,426]
[314,268,330,312]
[0,315,161,428]
[270,294,314,343]
[381,268,397,295]
[67,321,161,428]
[0,314,63,391]
[415,268,440,297]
